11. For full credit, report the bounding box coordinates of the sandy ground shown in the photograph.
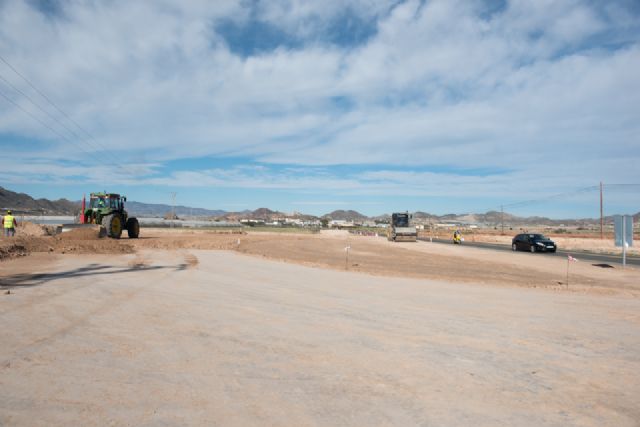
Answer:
[2,228,639,294]
[231,232,640,294]
[1,229,640,425]
[1,249,639,426]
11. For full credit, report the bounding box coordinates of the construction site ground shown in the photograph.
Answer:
[1,228,640,426]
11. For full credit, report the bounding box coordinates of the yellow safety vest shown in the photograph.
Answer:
[3,215,15,228]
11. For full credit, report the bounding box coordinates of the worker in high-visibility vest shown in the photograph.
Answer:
[2,210,18,237]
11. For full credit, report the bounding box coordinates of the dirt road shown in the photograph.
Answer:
[3,228,638,293]
[2,249,639,426]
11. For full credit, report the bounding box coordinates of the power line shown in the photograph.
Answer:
[0,72,103,154]
[0,87,100,161]
[0,54,95,141]
[476,185,599,214]
[170,192,177,228]
[0,85,137,179]
[502,186,599,210]
[0,54,143,178]
[0,71,135,176]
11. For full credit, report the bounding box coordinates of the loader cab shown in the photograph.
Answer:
[89,196,105,209]
[108,196,122,210]
[89,193,124,212]
[392,213,411,227]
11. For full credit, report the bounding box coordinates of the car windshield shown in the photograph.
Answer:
[530,234,548,240]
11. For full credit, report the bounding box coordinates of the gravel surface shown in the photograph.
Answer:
[1,249,639,426]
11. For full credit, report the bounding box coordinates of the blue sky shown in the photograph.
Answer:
[0,0,639,217]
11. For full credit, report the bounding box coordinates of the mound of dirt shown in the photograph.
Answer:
[0,234,134,261]
[57,226,105,240]
[0,240,28,261]
[15,221,49,237]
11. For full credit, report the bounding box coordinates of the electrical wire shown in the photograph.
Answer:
[0,87,102,161]
[474,185,600,214]
[0,74,141,179]
[0,54,144,177]
[0,73,107,156]
[0,54,96,141]
[473,183,639,217]
[0,84,138,180]
[502,186,599,210]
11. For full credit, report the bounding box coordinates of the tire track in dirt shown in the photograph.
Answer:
[1,258,144,315]
[0,255,188,370]
[183,252,199,269]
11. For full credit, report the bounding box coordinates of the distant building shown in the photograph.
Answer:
[240,219,265,226]
[329,220,356,229]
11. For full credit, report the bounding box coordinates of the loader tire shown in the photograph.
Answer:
[126,217,140,239]
[103,214,123,239]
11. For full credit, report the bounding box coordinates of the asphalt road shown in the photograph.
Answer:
[418,237,640,267]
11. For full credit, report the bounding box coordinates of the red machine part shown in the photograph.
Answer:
[80,194,86,224]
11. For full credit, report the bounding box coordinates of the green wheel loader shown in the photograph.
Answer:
[59,192,139,239]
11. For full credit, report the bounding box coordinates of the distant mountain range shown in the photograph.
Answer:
[0,186,79,215]
[125,201,226,217]
[1,186,637,226]
[321,210,369,221]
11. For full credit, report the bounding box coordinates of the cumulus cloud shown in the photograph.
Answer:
[0,0,638,214]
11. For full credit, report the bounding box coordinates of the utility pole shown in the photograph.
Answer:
[600,181,604,239]
[170,192,177,228]
[500,205,504,235]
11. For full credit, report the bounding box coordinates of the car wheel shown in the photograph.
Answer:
[512,243,517,251]
[530,245,536,253]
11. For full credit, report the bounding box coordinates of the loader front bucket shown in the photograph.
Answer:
[56,224,107,238]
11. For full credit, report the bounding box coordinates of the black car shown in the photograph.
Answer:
[512,233,557,253]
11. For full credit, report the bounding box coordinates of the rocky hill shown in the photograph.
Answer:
[2,186,636,226]
[413,211,440,221]
[219,208,289,221]
[249,208,285,219]
[0,186,79,215]
[126,201,226,218]
[322,210,368,221]
[0,186,228,217]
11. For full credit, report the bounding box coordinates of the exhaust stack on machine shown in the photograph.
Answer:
[80,194,86,224]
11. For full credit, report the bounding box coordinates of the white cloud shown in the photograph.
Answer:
[254,0,396,39]
[0,0,638,212]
